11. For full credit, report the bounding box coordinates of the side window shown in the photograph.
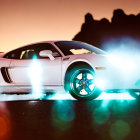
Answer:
[4,49,37,60]
[4,43,61,59]
[4,49,22,59]
[20,49,37,59]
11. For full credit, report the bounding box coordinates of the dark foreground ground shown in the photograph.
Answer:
[0,93,140,140]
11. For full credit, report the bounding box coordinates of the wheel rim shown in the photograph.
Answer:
[70,69,96,97]
[129,91,140,99]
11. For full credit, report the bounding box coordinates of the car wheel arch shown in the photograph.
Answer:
[64,61,95,91]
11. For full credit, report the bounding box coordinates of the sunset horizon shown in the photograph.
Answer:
[0,0,140,52]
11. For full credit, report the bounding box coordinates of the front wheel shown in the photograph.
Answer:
[129,91,140,99]
[65,65,102,100]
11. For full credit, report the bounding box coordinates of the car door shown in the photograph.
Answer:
[7,43,62,86]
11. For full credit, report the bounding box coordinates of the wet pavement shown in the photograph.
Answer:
[0,93,140,140]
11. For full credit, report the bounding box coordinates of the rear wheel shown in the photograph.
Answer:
[65,65,102,100]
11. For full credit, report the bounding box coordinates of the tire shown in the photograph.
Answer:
[129,91,140,99]
[65,64,102,100]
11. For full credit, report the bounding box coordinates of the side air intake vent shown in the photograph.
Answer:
[1,67,12,83]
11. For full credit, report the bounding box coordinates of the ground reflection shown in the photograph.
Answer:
[51,100,75,131]
[0,102,12,140]
[0,92,140,140]
[86,99,139,140]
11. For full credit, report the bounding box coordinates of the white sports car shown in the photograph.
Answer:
[0,41,140,100]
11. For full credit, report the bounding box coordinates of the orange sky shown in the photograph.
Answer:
[0,0,140,52]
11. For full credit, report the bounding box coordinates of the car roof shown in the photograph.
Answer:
[5,40,82,53]
[20,40,99,51]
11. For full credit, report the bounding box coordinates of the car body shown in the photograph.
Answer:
[0,40,140,100]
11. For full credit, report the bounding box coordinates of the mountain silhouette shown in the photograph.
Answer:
[73,9,140,49]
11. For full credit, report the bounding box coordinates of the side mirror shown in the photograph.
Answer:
[39,50,55,61]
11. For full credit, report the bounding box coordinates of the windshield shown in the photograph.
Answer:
[55,41,106,56]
